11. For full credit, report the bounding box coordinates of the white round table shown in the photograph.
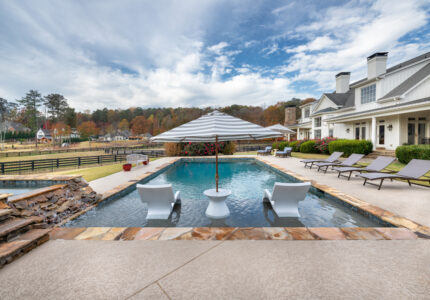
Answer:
[204,188,231,219]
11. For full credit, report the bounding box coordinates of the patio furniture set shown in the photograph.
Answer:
[257,146,292,157]
[301,152,430,190]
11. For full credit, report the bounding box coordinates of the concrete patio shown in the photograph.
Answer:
[0,239,429,299]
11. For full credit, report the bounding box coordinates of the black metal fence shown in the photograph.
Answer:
[0,144,163,158]
[235,143,272,152]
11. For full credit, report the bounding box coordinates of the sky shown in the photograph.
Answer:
[1,0,430,111]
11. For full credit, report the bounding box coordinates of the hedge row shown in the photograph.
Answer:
[272,138,373,156]
[164,141,236,156]
[328,140,373,156]
[395,144,430,164]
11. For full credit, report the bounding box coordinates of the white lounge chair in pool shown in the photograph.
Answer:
[137,184,181,219]
[263,182,311,217]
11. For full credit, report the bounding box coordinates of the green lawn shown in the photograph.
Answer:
[55,157,160,182]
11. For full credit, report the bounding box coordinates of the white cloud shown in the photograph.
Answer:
[283,0,430,90]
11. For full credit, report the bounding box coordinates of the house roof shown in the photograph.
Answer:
[380,62,430,99]
[0,121,30,132]
[349,51,430,87]
[325,97,430,121]
[312,107,337,115]
[323,90,355,108]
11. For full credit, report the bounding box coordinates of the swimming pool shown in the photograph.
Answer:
[65,158,388,228]
[0,181,53,196]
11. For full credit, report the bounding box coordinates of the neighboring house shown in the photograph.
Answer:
[288,51,430,150]
[99,130,130,142]
[70,129,80,139]
[36,129,53,143]
[0,121,30,132]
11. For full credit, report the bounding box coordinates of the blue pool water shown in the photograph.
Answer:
[65,159,385,228]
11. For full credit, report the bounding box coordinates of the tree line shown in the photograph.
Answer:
[1,90,316,139]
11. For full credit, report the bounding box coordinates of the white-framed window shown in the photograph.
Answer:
[314,117,321,127]
[361,84,376,104]
[314,129,321,139]
[304,107,310,118]
[329,128,334,137]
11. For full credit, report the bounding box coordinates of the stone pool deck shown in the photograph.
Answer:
[0,239,428,299]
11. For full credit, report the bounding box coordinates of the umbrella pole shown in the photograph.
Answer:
[215,135,219,192]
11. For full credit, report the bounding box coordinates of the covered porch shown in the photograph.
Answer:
[328,104,430,150]
[288,122,312,141]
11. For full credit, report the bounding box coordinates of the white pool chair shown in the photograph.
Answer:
[263,182,311,217]
[137,184,181,219]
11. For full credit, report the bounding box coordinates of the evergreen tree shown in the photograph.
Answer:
[17,90,43,130]
[44,93,69,122]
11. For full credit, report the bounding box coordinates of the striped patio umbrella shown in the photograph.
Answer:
[266,123,295,134]
[151,110,281,192]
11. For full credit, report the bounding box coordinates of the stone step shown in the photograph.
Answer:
[0,229,50,268]
[0,217,35,242]
[0,209,13,222]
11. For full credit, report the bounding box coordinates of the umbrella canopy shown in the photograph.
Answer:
[151,110,281,142]
[265,123,295,134]
[151,110,281,192]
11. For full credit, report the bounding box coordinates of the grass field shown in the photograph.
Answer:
[54,157,160,181]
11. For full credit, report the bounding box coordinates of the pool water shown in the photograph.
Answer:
[65,160,385,228]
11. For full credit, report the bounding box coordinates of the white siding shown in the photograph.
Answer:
[402,76,430,101]
[380,61,429,97]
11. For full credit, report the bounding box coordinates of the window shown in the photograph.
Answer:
[314,117,321,127]
[329,128,334,138]
[314,129,321,139]
[304,107,310,118]
[361,127,366,140]
[355,127,360,140]
[361,84,376,104]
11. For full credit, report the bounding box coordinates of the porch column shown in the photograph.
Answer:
[297,128,300,140]
[371,117,377,150]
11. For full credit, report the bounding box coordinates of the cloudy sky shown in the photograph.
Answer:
[1,0,430,111]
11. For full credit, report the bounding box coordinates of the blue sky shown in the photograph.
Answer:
[1,0,430,111]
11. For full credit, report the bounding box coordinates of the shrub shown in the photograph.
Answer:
[315,137,337,154]
[395,144,430,164]
[293,140,308,152]
[289,141,298,151]
[164,142,181,156]
[300,140,319,153]
[164,141,235,156]
[328,140,373,156]
[272,142,280,149]
[278,141,289,151]
[222,141,236,155]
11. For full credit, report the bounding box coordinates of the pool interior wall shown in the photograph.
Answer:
[64,158,392,228]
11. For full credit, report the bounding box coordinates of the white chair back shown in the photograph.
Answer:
[271,182,311,217]
[137,184,176,219]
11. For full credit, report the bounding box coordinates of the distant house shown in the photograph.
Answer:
[36,129,53,143]
[0,121,30,133]
[70,129,80,139]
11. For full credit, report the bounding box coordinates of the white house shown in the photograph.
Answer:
[289,51,430,150]
[36,128,53,143]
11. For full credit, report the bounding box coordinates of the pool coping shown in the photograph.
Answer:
[57,157,430,237]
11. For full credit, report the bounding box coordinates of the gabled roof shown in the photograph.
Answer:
[380,63,430,100]
[323,90,355,108]
[325,97,430,121]
[312,107,337,115]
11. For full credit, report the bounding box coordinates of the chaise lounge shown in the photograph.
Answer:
[137,184,181,219]
[300,151,343,169]
[257,146,272,156]
[315,153,364,173]
[358,159,430,190]
[275,147,292,157]
[263,182,311,217]
[333,156,396,180]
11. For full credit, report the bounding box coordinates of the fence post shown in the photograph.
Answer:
[1,163,4,174]
[114,155,117,162]
[57,159,59,169]
[78,157,81,168]
[31,160,34,171]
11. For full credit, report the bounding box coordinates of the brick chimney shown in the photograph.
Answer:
[284,105,296,126]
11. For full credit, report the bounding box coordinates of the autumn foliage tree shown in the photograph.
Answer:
[131,116,148,135]
[78,121,98,139]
